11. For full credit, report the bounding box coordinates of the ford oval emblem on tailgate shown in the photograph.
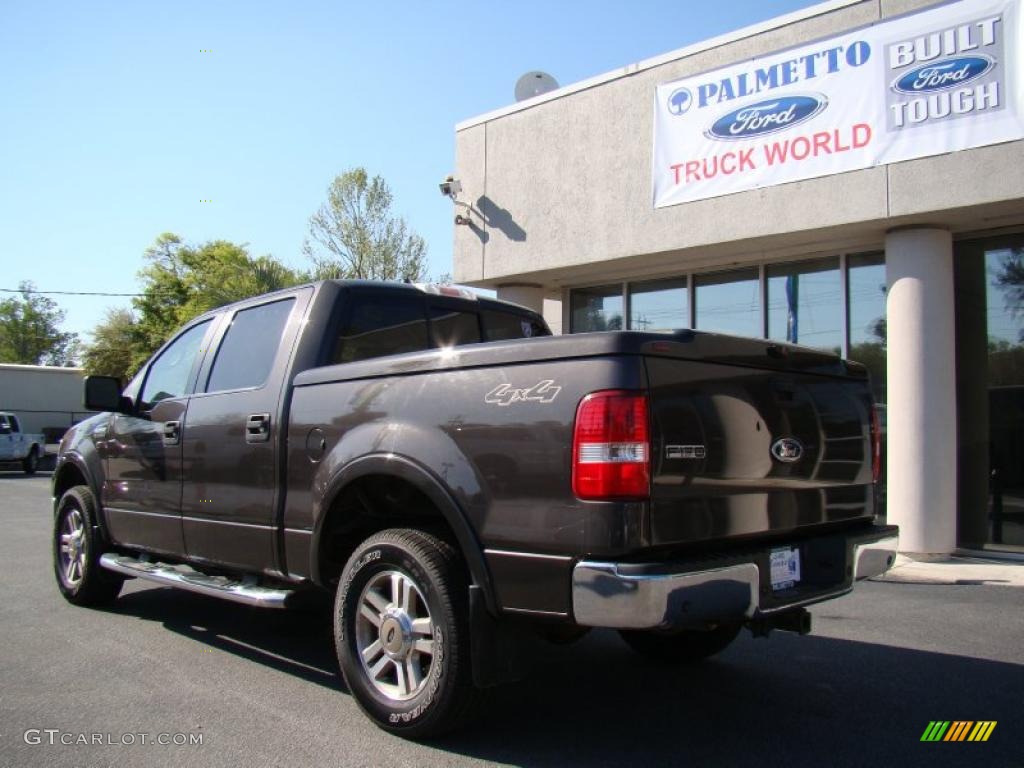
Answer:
[771,437,804,463]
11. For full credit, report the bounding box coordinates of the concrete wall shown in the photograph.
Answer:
[453,0,1024,291]
[0,364,90,436]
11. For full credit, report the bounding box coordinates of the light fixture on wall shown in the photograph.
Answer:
[438,176,462,199]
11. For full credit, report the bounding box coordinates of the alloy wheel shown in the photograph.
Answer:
[355,570,435,701]
[58,505,87,588]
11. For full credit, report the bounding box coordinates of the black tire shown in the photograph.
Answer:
[619,623,742,664]
[53,486,123,606]
[334,528,480,739]
[23,447,38,475]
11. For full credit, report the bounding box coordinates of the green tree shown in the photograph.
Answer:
[83,233,304,376]
[303,168,428,282]
[0,281,79,365]
[130,233,304,370]
[81,308,142,383]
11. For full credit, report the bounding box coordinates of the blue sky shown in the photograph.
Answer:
[1,0,828,340]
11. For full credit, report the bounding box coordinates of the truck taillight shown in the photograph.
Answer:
[572,391,650,500]
[870,404,882,484]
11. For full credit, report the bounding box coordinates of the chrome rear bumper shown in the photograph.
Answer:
[572,527,898,630]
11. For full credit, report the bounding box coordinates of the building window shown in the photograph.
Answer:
[694,268,760,337]
[628,278,688,331]
[985,245,1024,550]
[766,257,842,354]
[847,253,887,402]
[571,284,623,332]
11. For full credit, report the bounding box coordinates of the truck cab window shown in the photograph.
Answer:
[333,294,429,364]
[482,310,549,341]
[206,299,295,392]
[430,306,481,347]
[140,320,211,408]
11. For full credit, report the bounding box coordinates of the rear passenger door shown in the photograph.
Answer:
[180,289,311,573]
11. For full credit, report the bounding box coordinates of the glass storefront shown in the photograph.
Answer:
[629,278,687,331]
[847,253,888,404]
[694,268,760,337]
[570,284,623,332]
[766,257,842,354]
[956,236,1024,552]
[569,256,889,397]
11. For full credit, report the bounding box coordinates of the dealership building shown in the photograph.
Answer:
[452,0,1024,555]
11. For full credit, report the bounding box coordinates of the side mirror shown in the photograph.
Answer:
[85,376,130,413]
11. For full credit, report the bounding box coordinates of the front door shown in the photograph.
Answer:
[102,318,217,556]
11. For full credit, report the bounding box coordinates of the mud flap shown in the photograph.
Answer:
[469,585,532,688]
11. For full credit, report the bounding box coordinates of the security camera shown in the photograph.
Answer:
[439,176,462,199]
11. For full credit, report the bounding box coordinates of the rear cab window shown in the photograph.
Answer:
[330,292,431,364]
[429,303,482,348]
[481,308,548,341]
[326,288,550,366]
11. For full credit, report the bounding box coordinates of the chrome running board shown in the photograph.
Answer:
[99,553,293,609]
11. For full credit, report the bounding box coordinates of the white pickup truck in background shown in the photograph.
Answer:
[0,412,45,474]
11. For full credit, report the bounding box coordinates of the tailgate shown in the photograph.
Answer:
[644,337,876,547]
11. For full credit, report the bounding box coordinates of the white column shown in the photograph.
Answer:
[885,227,957,555]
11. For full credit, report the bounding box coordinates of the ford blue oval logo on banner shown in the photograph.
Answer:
[891,55,995,95]
[705,94,828,140]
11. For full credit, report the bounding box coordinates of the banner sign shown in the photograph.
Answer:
[652,0,1024,207]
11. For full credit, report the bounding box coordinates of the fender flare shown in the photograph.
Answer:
[311,453,496,614]
[51,452,113,544]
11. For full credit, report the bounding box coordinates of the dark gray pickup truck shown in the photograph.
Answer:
[53,279,897,738]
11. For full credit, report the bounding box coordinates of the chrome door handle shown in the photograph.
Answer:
[246,413,271,443]
[162,420,181,446]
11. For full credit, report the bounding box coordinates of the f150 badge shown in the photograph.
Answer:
[485,380,561,406]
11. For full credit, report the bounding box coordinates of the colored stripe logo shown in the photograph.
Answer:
[921,721,997,742]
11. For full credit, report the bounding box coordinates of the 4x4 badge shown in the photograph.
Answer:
[485,380,561,406]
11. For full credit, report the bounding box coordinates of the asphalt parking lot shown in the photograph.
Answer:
[2,472,1021,768]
